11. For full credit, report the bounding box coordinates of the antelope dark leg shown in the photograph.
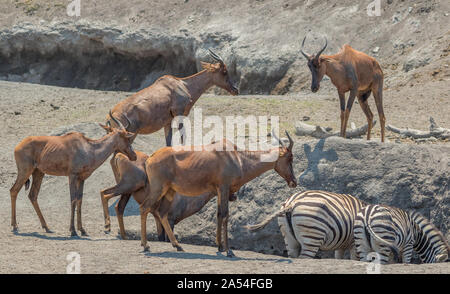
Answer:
[27,170,51,232]
[357,92,374,140]
[68,175,82,237]
[10,164,34,232]
[115,194,131,239]
[217,185,232,256]
[164,124,173,147]
[372,81,386,143]
[342,89,357,138]
[156,190,183,251]
[338,91,346,137]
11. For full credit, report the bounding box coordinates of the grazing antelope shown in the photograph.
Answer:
[10,113,137,236]
[100,149,237,241]
[354,204,449,264]
[246,190,367,259]
[301,36,386,142]
[107,49,239,146]
[140,132,297,257]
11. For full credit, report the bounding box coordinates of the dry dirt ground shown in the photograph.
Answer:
[0,81,449,274]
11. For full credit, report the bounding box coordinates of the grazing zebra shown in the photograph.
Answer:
[354,204,450,264]
[245,190,367,259]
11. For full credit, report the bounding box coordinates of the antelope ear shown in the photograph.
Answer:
[201,61,220,72]
[201,61,213,71]
[99,123,112,133]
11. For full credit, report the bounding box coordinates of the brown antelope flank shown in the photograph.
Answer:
[301,36,386,142]
[10,113,137,237]
[100,149,237,241]
[107,49,239,146]
[140,132,297,257]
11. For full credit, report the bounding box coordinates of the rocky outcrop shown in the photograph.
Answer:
[0,0,448,94]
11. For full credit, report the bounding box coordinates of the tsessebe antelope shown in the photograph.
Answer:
[10,114,136,236]
[301,36,386,142]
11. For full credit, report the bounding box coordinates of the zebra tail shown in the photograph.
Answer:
[244,206,291,232]
[365,220,401,263]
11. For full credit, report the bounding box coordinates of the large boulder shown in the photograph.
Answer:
[173,137,449,256]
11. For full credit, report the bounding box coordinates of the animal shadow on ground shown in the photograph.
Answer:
[299,138,338,187]
[144,250,293,263]
[12,230,110,241]
[108,198,139,216]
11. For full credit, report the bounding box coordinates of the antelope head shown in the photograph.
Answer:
[301,36,328,93]
[99,111,137,161]
[201,49,239,96]
[272,130,297,188]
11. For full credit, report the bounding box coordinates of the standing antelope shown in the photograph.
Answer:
[300,36,386,142]
[100,148,236,241]
[354,204,449,264]
[10,114,137,236]
[107,49,239,146]
[245,190,367,259]
[140,132,297,257]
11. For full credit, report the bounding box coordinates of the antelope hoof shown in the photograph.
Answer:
[44,227,53,233]
[11,226,18,233]
[218,245,225,252]
[70,231,78,237]
[227,250,235,258]
[104,224,111,233]
[80,229,88,236]
[142,245,150,252]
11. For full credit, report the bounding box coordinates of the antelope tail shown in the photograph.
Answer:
[365,219,401,263]
[25,179,30,191]
[244,206,291,232]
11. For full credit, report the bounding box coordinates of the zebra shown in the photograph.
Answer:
[354,204,450,264]
[245,190,367,259]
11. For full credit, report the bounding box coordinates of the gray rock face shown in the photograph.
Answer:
[0,22,290,94]
[174,137,449,256]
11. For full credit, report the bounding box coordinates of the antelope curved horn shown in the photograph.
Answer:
[122,113,132,130]
[285,131,294,150]
[314,37,328,60]
[109,110,126,131]
[208,49,224,64]
[300,36,311,60]
[272,128,285,147]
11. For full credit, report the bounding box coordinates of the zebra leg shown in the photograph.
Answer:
[278,216,300,258]
[401,243,414,264]
[298,244,320,259]
[349,244,359,260]
[334,249,345,259]
[354,222,371,262]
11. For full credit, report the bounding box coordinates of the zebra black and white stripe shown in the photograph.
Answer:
[354,204,450,264]
[246,190,367,259]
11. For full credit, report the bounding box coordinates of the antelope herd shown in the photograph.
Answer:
[9,42,449,265]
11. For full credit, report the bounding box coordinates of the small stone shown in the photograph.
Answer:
[302,116,310,121]
[14,111,21,115]
[372,46,380,53]
[50,104,60,110]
